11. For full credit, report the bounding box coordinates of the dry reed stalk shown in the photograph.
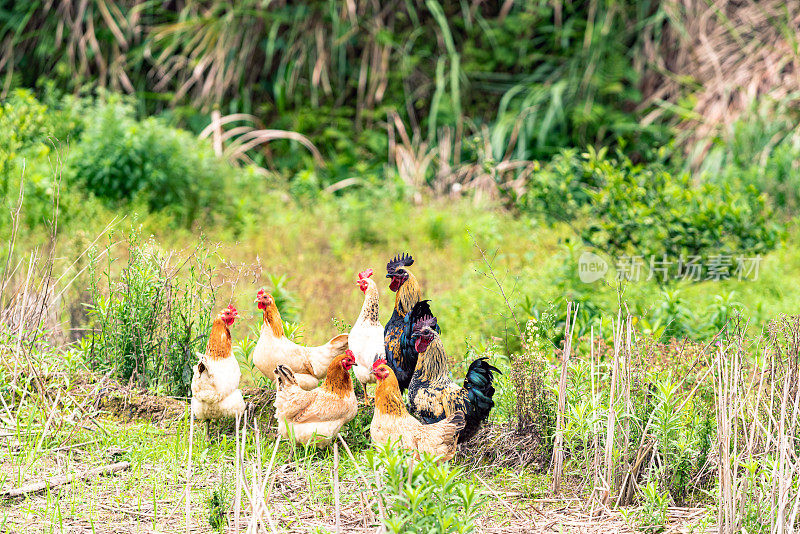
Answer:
[336,434,377,524]
[715,340,743,534]
[372,466,387,532]
[614,316,635,504]
[235,412,241,533]
[598,310,623,507]
[250,434,282,530]
[763,317,800,533]
[1,461,131,497]
[590,325,602,507]
[551,301,579,493]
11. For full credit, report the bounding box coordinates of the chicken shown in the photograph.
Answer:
[348,268,385,404]
[383,253,425,391]
[253,289,349,390]
[370,360,464,462]
[273,351,358,447]
[399,299,438,371]
[406,309,501,443]
[191,305,246,421]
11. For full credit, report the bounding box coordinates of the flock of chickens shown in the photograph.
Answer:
[190,253,500,460]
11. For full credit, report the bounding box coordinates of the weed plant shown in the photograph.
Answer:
[83,226,217,395]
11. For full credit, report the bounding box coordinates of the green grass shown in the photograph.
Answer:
[0,374,511,532]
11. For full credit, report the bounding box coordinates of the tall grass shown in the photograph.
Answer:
[0,1,675,161]
[525,303,800,531]
[83,227,218,396]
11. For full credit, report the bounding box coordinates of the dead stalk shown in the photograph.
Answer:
[551,301,578,493]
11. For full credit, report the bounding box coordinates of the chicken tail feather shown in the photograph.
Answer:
[275,364,298,389]
[460,357,501,441]
[326,333,349,355]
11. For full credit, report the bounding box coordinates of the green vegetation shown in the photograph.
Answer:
[84,226,217,395]
[522,148,781,265]
[369,443,484,533]
[3,0,800,531]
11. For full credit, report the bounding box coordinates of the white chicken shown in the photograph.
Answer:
[274,351,358,447]
[191,305,246,421]
[252,290,349,390]
[348,268,385,404]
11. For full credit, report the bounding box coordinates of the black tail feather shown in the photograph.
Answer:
[460,357,501,442]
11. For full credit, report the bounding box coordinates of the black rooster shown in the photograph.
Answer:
[383,252,424,391]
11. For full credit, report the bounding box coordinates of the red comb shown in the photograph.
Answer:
[226,304,238,315]
[358,269,374,280]
[345,349,355,357]
[257,289,265,297]
[372,358,387,370]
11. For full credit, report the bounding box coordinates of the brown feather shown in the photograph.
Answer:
[322,354,354,398]
[205,318,231,361]
[262,302,285,337]
[374,365,406,416]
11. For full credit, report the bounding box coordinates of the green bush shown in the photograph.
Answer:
[67,95,247,228]
[83,226,217,395]
[0,90,72,231]
[520,148,781,271]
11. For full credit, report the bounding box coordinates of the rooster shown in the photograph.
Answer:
[253,289,349,390]
[274,351,358,447]
[383,253,425,391]
[371,360,464,462]
[407,311,501,443]
[191,305,246,421]
[348,268,385,404]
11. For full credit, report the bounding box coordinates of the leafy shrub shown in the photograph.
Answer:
[265,274,300,324]
[368,442,484,534]
[636,290,746,341]
[67,95,246,228]
[206,480,230,533]
[0,90,75,230]
[232,330,270,388]
[520,148,781,270]
[621,479,669,532]
[84,227,217,395]
[342,404,373,452]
